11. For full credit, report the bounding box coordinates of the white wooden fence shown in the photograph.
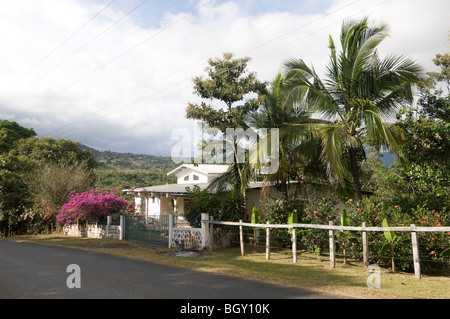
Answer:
[202,218,450,280]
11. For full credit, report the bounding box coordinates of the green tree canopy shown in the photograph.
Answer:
[186,52,266,132]
[0,120,36,153]
[10,136,97,170]
[282,17,423,202]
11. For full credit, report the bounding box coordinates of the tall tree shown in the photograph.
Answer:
[282,17,423,203]
[246,73,328,198]
[186,52,266,132]
[186,53,266,198]
[395,52,450,203]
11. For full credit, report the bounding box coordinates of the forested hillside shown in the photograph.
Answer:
[81,145,178,191]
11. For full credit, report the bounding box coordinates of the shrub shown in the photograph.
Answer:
[56,188,135,226]
[17,203,55,235]
[347,197,449,274]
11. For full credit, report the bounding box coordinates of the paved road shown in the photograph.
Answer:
[0,240,338,299]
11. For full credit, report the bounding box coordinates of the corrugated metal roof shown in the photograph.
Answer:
[124,181,265,195]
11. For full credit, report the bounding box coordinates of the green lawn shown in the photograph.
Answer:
[4,233,450,299]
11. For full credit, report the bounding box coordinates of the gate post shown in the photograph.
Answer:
[106,216,112,239]
[119,215,125,240]
[201,213,209,249]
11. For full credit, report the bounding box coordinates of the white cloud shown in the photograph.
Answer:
[0,0,448,156]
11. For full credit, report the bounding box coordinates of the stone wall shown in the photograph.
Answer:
[63,218,123,239]
[170,228,203,250]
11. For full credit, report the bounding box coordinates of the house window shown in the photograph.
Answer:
[193,175,199,181]
[184,175,189,181]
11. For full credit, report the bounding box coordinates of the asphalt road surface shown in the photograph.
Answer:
[0,240,338,299]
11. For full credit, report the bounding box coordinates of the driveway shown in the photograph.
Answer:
[0,240,338,300]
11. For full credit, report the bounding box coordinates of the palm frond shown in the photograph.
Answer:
[315,123,347,186]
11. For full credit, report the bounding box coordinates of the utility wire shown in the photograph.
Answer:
[14,0,213,120]
[0,0,116,97]
[102,0,367,116]
[15,0,390,144]
[6,0,150,113]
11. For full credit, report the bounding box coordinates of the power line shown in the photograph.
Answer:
[101,0,365,116]
[82,0,327,117]
[13,0,214,120]
[4,0,150,113]
[43,0,367,142]
[15,0,391,145]
[90,0,362,119]
[0,0,116,98]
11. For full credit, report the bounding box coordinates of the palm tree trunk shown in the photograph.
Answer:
[232,141,248,218]
[349,147,362,204]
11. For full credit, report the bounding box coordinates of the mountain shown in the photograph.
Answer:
[81,145,178,191]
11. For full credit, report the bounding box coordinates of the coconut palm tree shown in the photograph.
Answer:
[245,73,329,199]
[282,17,423,203]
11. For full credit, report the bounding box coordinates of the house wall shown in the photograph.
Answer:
[135,196,143,213]
[147,197,161,215]
[160,196,174,214]
[176,169,208,184]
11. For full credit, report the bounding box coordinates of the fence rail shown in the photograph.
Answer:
[205,220,450,233]
[203,219,450,280]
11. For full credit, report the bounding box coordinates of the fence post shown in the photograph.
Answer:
[362,222,369,270]
[239,220,244,256]
[292,227,297,263]
[265,221,270,260]
[119,215,125,240]
[168,214,174,249]
[329,221,335,268]
[201,213,209,249]
[106,216,111,239]
[209,215,214,250]
[411,224,421,279]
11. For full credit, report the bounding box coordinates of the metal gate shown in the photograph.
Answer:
[125,214,171,247]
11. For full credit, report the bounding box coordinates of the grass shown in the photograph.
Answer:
[4,233,450,299]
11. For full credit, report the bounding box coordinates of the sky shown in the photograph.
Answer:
[0,0,448,156]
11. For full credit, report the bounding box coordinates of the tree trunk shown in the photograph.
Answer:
[349,147,362,205]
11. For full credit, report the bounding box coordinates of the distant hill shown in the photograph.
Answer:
[81,145,178,191]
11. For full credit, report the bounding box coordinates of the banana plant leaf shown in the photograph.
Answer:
[382,218,397,243]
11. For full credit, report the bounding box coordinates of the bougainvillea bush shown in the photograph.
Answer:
[57,188,135,226]
[17,203,55,235]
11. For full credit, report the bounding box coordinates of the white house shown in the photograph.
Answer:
[124,163,266,218]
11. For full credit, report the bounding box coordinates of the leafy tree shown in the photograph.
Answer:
[282,17,423,203]
[21,158,97,213]
[186,53,266,200]
[0,131,99,235]
[186,52,266,132]
[10,137,97,170]
[394,52,450,207]
[0,154,31,236]
[0,120,36,153]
